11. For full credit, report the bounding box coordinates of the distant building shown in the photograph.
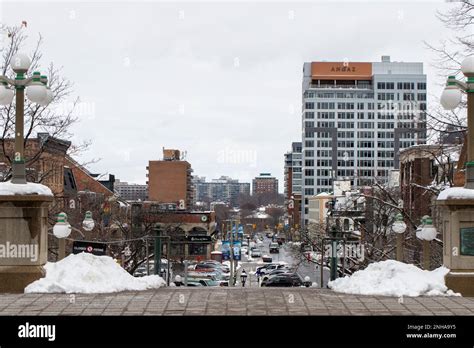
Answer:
[147,148,193,209]
[284,142,302,232]
[252,173,278,195]
[193,176,250,208]
[115,179,148,201]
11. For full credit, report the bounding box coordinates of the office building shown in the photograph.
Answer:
[301,56,427,225]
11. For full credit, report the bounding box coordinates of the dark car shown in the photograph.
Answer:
[261,269,293,282]
[261,273,303,287]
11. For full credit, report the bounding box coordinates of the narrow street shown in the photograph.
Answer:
[236,235,331,288]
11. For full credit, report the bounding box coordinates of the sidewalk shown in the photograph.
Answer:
[0,288,473,316]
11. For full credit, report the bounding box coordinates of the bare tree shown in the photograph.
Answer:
[0,24,90,181]
[424,0,472,136]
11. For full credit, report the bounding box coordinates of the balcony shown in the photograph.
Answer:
[310,84,372,90]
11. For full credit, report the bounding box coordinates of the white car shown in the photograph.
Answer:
[251,249,262,257]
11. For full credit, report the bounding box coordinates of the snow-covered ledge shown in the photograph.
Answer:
[0,181,53,196]
[437,187,474,201]
[436,186,474,297]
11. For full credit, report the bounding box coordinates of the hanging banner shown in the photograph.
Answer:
[233,241,241,261]
[222,241,231,260]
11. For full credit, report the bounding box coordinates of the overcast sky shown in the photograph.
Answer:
[0,0,455,191]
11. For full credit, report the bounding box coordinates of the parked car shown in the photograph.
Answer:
[251,249,262,257]
[184,280,204,287]
[261,269,293,282]
[261,255,272,263]
[256,263,290,276]
[189,278,220,287]
[199,261,230,274]
[269,242,280,253]
[242,241,248,247]
[261,273,303,287]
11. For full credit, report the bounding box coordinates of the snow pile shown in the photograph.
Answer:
[328,260,460,297]
[438,187,474,201]
[25,252,166,294]
[0,181,53,196]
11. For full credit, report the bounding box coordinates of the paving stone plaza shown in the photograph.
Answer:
[0,288,473,316]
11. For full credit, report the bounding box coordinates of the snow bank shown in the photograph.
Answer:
[25,253,166,294]
[437,187,474,201]
[328,260,460,297]
[0,181,53,196]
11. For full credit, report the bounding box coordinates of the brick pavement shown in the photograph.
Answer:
[0,288,472,316]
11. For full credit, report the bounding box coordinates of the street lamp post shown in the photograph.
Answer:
[0,53,53,184]
[53,211,95,260]
[440,56,474,188]
[391,213,407,262]
[416,216,437,270]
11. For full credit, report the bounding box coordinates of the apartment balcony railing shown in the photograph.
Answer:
[310,84,373,90]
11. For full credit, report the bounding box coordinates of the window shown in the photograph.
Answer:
[305,121,314,128]
[357,103,364,110]
[305,102,314,109]
[305,111,314,119]
[417,82,426,90]
[417,93,426,101]
[317,102,335,109]
[317,112,335,119]
[377,82,386,89]
[305,140,314,147]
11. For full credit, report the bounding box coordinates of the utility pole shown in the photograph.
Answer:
[154,225,162,276]
[230,220,234,287]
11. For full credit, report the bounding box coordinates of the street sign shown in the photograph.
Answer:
[72,241,107,256]
[186,236,212,242]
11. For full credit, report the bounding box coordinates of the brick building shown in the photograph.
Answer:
[147,149,193,209]
[131,202,216,261]
[0,133,72,196]
[252,173,278,195]
[399,144,462,223]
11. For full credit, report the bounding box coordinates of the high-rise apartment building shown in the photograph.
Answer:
[252,173,279,195]
[147,149,193,209]
[301,56,427,225]
[284,142,303,198]
[114,180,148,201]
[193,176,250,208]
[284,142,302,230]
